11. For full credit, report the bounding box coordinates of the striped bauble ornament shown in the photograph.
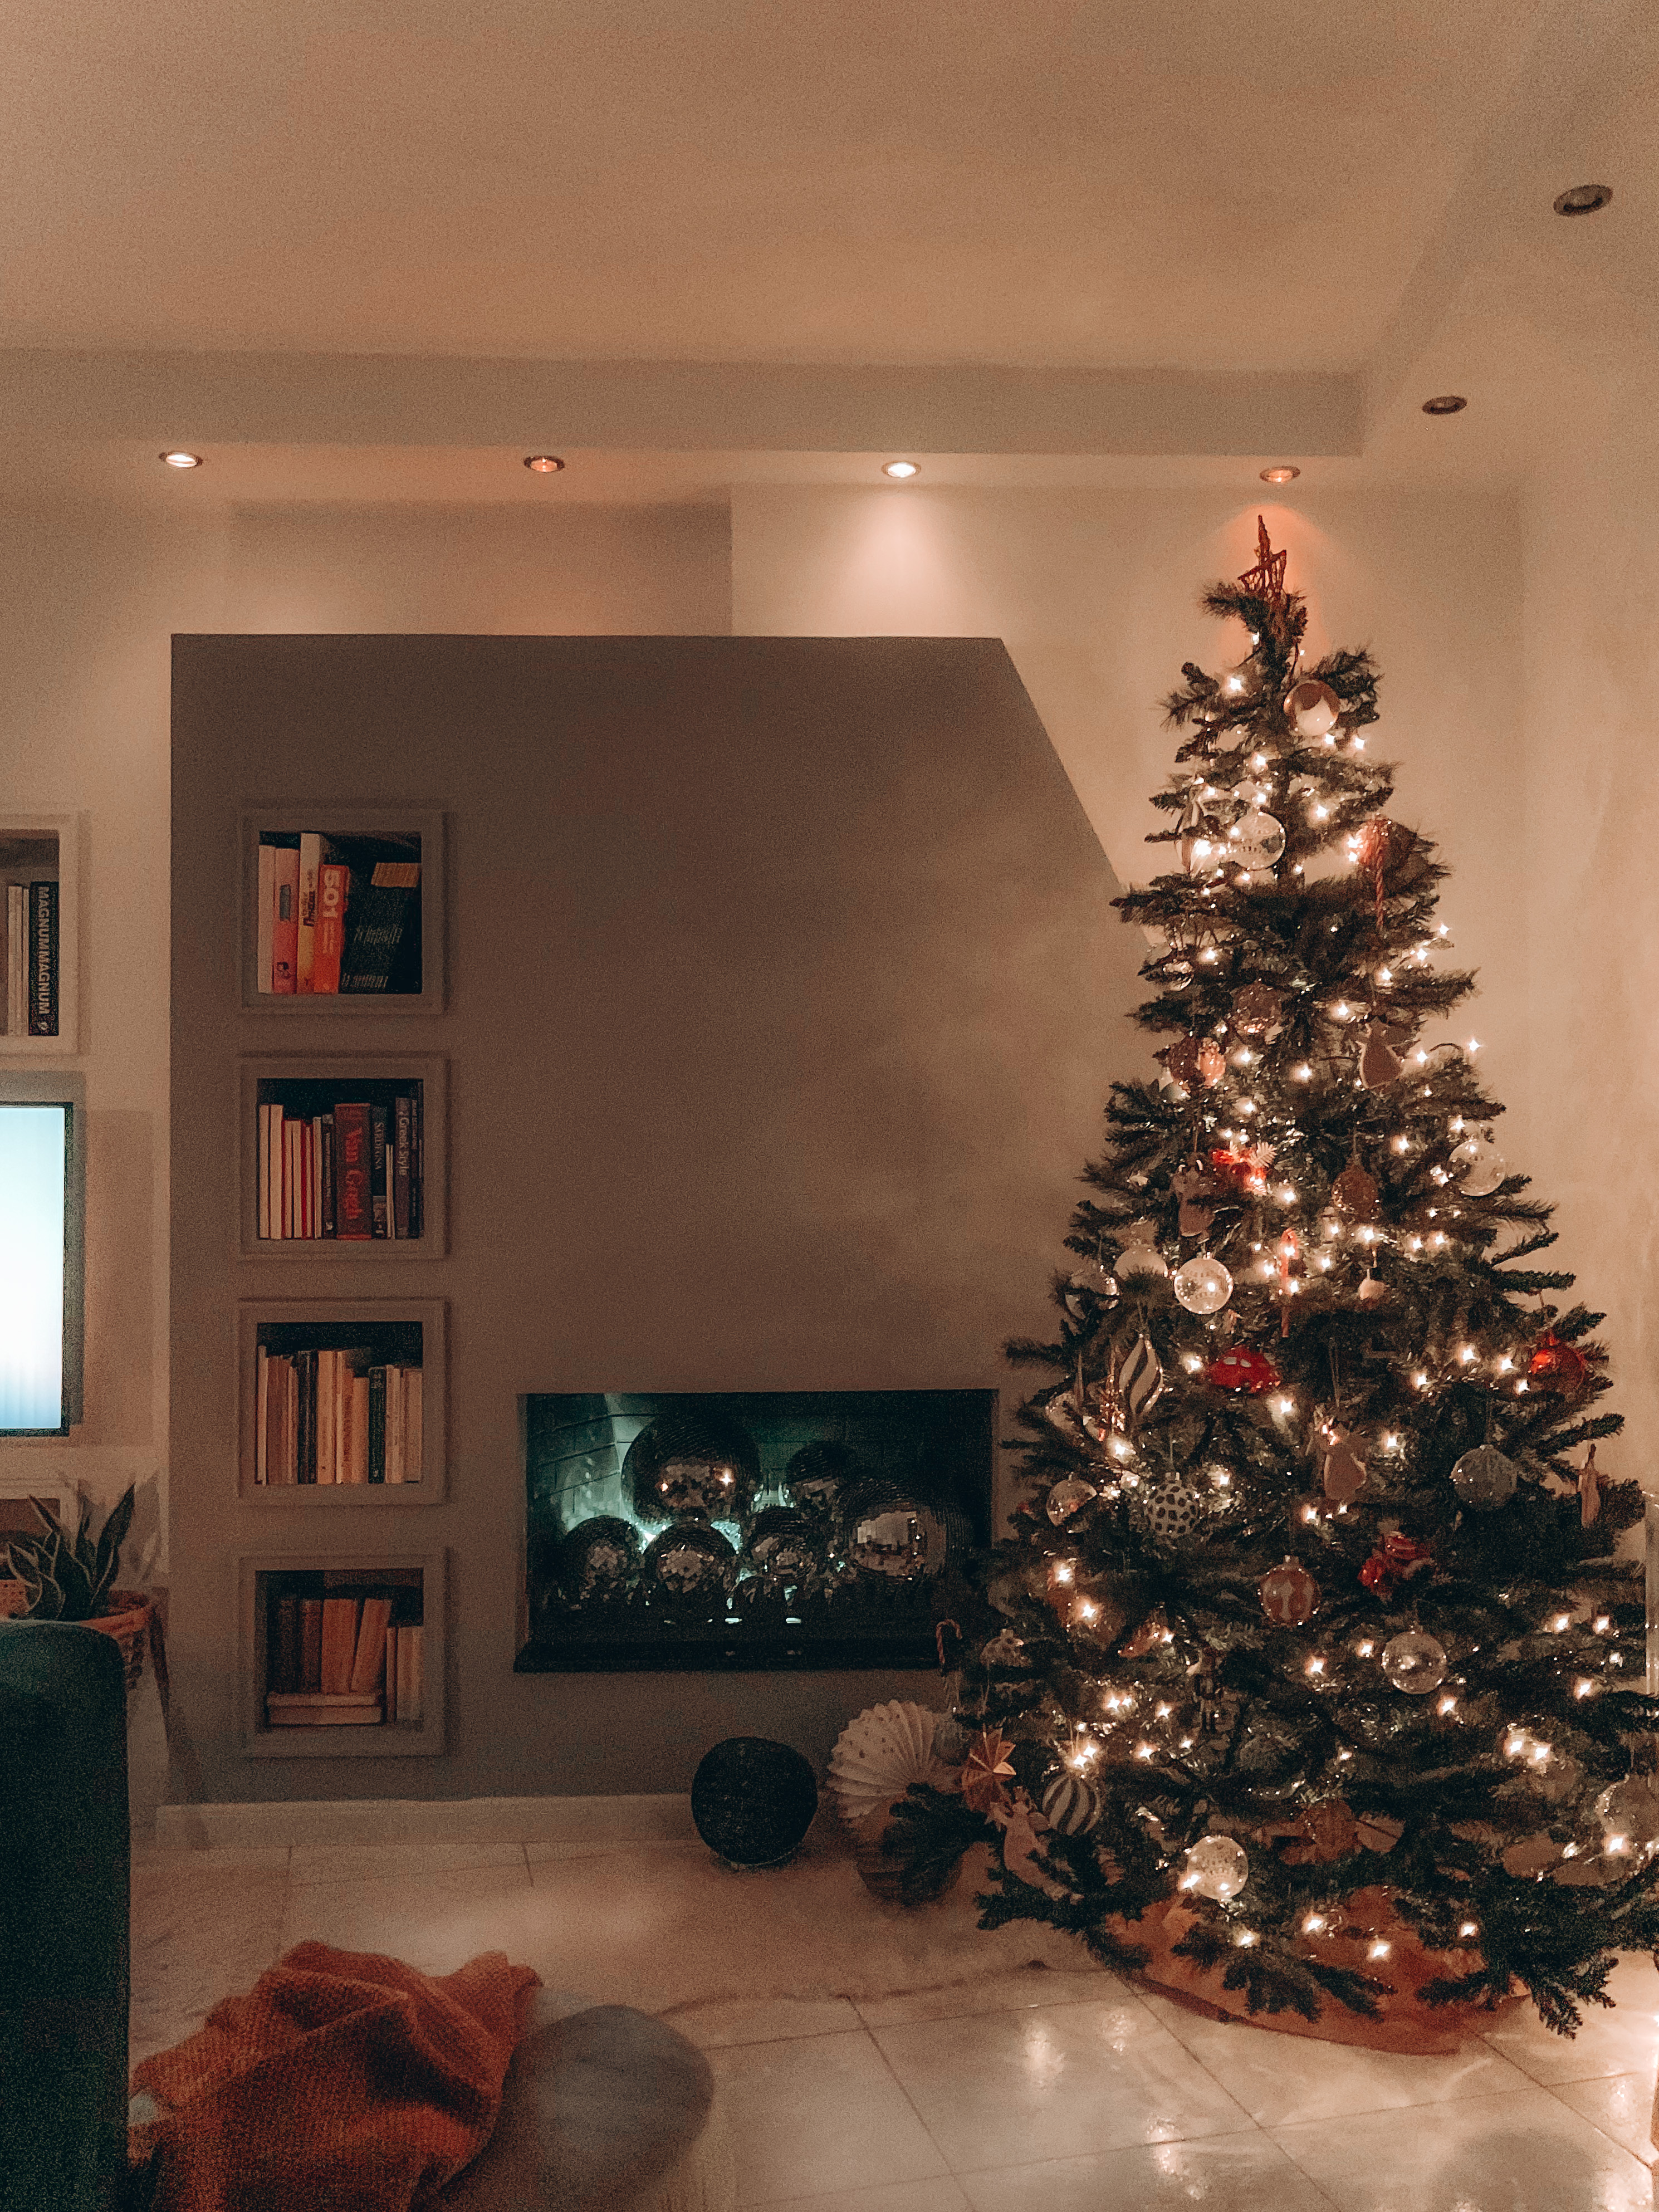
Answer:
[1040,1771,1103,1836]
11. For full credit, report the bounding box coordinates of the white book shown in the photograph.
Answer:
[405,1369,422,1485]
[255,1345,269,1485]
[256,842,275,992]
[5,883,21,1034]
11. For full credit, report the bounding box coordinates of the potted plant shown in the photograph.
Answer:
[1,1486,150,1689]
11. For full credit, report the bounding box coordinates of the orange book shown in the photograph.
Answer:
[350,1597,393,1694]
[312,860,349,994]
[319,1597,360,1695]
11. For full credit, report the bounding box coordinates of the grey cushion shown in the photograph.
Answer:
[441,1993,715,2212]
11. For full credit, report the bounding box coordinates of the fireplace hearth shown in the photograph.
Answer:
[517,1390,993,1671]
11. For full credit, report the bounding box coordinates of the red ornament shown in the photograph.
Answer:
[1359,1531,1434,1598]
[1210,1145,1274,1197]
[1528,1331,1600,1396]
[1259,1558,1321,1626]
[1206,1346,1281,1394]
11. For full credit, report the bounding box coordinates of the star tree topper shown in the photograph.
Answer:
[1238,515,1288,606]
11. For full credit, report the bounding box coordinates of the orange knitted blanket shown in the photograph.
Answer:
[129,1943,540,2212]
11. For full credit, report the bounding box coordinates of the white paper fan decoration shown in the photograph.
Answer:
[827,1701,950,1830]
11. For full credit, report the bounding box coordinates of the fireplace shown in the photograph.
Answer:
[517,1389,994,1671]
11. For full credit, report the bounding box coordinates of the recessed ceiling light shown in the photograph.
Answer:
[1554,183,1613,217]
[882,460,919,480]
[523,454,566,473]
[1259,465,1300,485]
[159,450,202,468]
[1421,395,1467,415]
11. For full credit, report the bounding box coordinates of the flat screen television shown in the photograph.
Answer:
[0,1076,84,1435]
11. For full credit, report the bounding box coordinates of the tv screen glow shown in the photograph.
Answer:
[0,1103,66,1432]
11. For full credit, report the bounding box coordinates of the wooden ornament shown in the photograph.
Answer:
[1360,1023,1408,1089]
[1318,1426,1368,1504]
[1259,1557,1321,1626]
[1164,1035,1203,1088]
[1579,1444,1602,1528]
[961,1727,1016,1814]
[1278,1799,1358,1866]
[1172,1161,1222,1240]
[1331,1160,1380,1222]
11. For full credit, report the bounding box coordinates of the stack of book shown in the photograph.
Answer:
[256,831,422,996]
[4,880,58,1036]
[256,1347,423,1484]
[257,1094,422,1239]
[266,1589,424,1726]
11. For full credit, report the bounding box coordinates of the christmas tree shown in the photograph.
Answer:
[911,523,1659,2034]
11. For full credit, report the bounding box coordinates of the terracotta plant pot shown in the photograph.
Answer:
[83,1589,154,1692]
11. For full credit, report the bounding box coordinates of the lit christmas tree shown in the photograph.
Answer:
[910,524,1659,2035]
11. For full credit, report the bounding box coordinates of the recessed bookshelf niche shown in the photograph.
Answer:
[237,1056,447,1259]
[237,1300,446,1503]
[241,809,444,1013]
[239,1550,445,1758]
[0,815,77,1053]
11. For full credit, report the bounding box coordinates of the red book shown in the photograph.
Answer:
[334,1102,374,1239]
[271,846,300,994]
[313,862,349,994]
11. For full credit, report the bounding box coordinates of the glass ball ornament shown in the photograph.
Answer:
[1180,1832,1249,1902]
[1229,809,1287,870]
[1450,1444,1518,1511]
[1259,1557,1320,1626]
[1114,1226,1169,1284]
[1173,1254,1233,1315]
[1134,1475,1204,1550]
[1046,1477,1097,1526]
[1452,1129,1508,1197]
[1285,677,1340,738]
[1063,1260,1117,1318]
[1379,1629,1448,1696]
[1594,1777,1659,1852]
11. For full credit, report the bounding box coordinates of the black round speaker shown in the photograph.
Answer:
[691,1737,818,1868]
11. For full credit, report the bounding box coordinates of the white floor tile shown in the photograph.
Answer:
[669,1995,864,2048]
[129,1861,290,2068]
[288,1841,528,1886]
[756,2181,971,2212]
[855,1968,1128,2029]
[870,1999,1252,2172]
[1546,2072,1659,2169]
[959,2129,1341,2212]
[1481,1954,1659,2085]
[709,2030,950,2204]
[1271,2086,1655,2212]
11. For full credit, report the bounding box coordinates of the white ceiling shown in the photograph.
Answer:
[0,0,1650,496]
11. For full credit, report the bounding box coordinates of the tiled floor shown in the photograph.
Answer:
[131,1837,1659,2212]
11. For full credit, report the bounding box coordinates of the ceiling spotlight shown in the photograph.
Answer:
[159,450,203,469]
[523,454,566,473]
[1554,183,1613,217]
[1259,465,1300,485]
[882,460,919,480]
[1421,395,1467,415]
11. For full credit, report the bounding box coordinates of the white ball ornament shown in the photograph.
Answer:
[1379,1629,1448,1696]
[1181,1832,1249,1902]
[1284,678,1340,738]
[1173,1254,1233,1315]
[1452,1129,1508,1197]
[1595,1777,1659,1852]
[1114,1222,1169,1284]
[1229,809,1287,870]
[1450,1444,1518,1510]
[1046,1477,1097,1526]
[1041,1773,1103,1836]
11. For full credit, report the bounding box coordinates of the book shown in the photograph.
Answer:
[313,860,349,994]
[384,1626,399,1720]
[350,1597,393,1694]
[405,1368,423,1484]
[256,843,275,994]
[384,1366,403,1485]
[368,1365,386,1483]
[296,832,321,993]
[339,859,420,994]
[271,846,299,994]
[346,1373,370,1485]
[396,1624,423,1725]
[274,1597,300,1695]
[285,1360,300,1485]
[295,1349,316,1483]
[393,1094,412,1239]
[27,882,57,1035]
[412,1090,423,1239]
[5,882,21,1034]
[315,1349,336,1482]
[266,1692,381,1727]
[262,1104,285,1240]
[335,1103,374,1238]
[321,1114,336,1237]
[256,1345,269,1484]
[371,1107,388,1237]
[300,1599,324,1692]
[319,1597,360,1694]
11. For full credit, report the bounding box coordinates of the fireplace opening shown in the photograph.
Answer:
[517,1389,994,1671]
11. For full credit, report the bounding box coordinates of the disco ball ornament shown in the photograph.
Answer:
[1041,1772,1102,1836]
[1181,1832,1249,1902]
[1063,1260,1117,1317]
[1452,1129,1508,1197]
[1229,809,1287,870]
[1046,1477,1097,1526]
[1379,1629,1448,1696]
[1135,1476,1205,1550]
[1450,1444,1518,1511]
[980,1628,1033,1672]
[1594,1777,1659,1851]
[1285,677,1340,738]
[1259,1557,1320,1626]
[690,1738,818,1868]
[1173,1254,1233,1316]
[932,1712,976,1764]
